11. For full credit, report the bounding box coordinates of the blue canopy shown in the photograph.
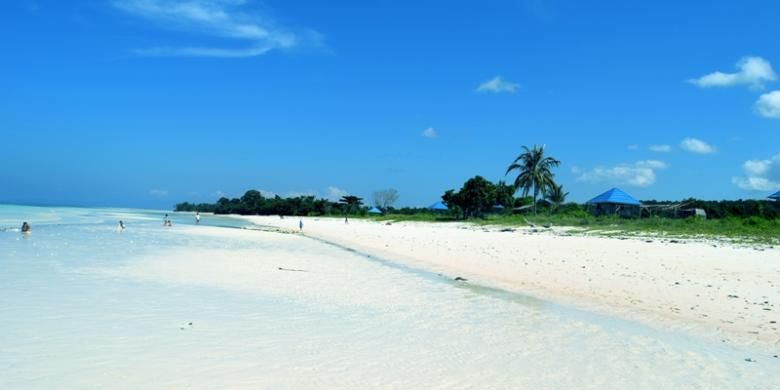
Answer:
[587,188,641,206]
[770,191,780,200]
[367,207,382,214]
[429,201,449,211]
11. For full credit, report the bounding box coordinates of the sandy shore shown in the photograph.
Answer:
[241,216,780,349]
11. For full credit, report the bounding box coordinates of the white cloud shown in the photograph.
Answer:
[113,0,302,58]
[637,160,668,169]
[689,56,777,89]
[649,144,672,153]
[627,144,639,150]
[135,46,273,58]
[326,186,348,201]
[149,189,168,196]
[421,127,437,138]
[680,137,716,154]
[576,160,668,188]
[756,90,780,118]
[477,76,519,93]
[732,154,780,191]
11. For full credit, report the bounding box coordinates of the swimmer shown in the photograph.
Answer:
[118,220,126,232]
[21,222,31,234]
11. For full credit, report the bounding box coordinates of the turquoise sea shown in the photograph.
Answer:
[0,204,778,388]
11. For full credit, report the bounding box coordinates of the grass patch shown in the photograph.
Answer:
[356,212,780,245]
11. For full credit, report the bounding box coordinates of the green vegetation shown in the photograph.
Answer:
[175,144,780,243]
[369,208,780,244]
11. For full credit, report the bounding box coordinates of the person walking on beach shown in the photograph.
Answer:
[21,222,31,234]
[195,211,200,225]
[299,218,303,231]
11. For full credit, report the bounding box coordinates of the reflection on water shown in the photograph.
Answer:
[0,205,778,389]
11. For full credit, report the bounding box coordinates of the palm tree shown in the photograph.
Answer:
[505,145,560,214]
[546,183,569,212]
[339,195,363,219]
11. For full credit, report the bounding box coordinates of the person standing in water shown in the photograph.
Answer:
[118,220,126,232]
[21,222,31,234]
[195,211,201,225]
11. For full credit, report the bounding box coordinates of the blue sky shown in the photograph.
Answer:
[2,0,779,208]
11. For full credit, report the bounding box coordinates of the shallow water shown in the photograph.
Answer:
[0,205,778,389]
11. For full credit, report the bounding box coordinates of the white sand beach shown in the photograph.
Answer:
[243,216,780,349]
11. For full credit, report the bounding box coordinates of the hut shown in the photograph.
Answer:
[429,201,449,211]
[770,191,780,201]
[586,187,641,218]
[367,206,382,215]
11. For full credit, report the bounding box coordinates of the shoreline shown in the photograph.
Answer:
[238,215,780,351]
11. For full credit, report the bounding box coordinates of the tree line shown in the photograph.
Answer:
[175,191,366,217]
[175,144,778,220]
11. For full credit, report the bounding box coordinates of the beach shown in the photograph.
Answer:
[2,205,779,388]
[243,215,780,349]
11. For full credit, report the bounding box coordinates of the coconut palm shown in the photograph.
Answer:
[546,183,569,212]
[339,195,363,215]
[505,145,560,214]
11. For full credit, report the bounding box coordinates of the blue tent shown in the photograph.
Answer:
[770,191,780,200]
[368,207,382,214]
[587,187,641,206]
[429,201,448,211]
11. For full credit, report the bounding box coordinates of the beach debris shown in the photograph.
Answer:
[454,276,468,282]
[500,228,515,232]
[278,267,308,272]
[179,322,193,330]
[728,294,739,299]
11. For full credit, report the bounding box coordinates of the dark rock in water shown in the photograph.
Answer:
[744,358,754,362]
[454,277,468,282]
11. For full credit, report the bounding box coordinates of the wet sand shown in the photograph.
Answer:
[243,216,780,349]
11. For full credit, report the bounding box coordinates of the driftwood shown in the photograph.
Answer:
[278,267,308,272]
